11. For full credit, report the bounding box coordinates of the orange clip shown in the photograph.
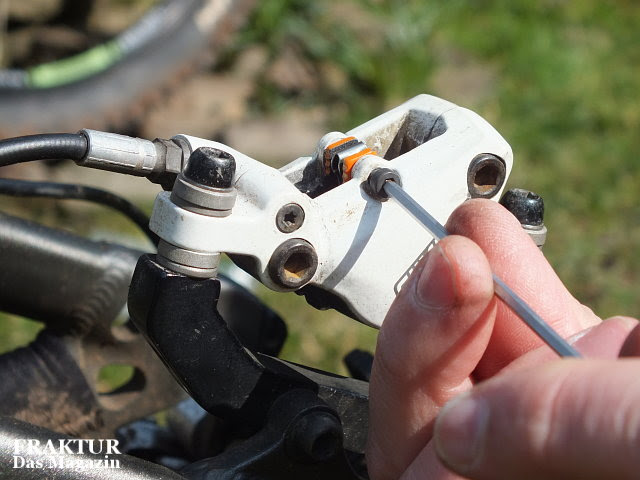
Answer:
[323,136,357,175]
[341,148,375,182]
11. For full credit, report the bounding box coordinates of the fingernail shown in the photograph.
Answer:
[615,316,640,329]
[434,393,489,471]
[416,244,457,308]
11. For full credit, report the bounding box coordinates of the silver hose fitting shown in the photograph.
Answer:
[76,129,187,188]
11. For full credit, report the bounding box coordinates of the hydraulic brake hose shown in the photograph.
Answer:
[0,178,158,246]
[0,133,88,167]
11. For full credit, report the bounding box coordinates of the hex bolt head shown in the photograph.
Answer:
[285,410,343,464]
[183,147,235,189]
[467,154,507,199]
[276,203,305,233]
[268,239,318,289]
[500,188,544,227]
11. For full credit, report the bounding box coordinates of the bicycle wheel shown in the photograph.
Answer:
[0,0,255,137]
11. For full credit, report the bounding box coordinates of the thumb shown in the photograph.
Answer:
[368,235,496,480]
[433,359,640,480]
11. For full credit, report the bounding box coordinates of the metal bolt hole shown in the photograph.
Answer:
[473,164,501,193]
[467,154,506,199]
[283,252,313,281]
[269,238,318,288]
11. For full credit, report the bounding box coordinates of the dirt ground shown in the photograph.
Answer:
[141,46,329,168]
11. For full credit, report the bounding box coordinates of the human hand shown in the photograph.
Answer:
[366,199,640,479]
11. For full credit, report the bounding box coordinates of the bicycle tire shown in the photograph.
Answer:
[0,0,255,137]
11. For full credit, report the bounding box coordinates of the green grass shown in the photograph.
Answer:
[434,1,640,317]
[256,286,378,375]
[0,314,43,354]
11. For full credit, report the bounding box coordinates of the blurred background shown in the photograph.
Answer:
[1,0,639,375]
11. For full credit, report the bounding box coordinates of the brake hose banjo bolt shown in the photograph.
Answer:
[500,188,548,248]
[158,147,237,279]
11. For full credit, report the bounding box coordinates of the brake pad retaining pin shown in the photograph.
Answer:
[369,169,581,358]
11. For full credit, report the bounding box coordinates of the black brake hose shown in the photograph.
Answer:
[0,133,88,167]
[0,178,159,246]
[0,133,158,245]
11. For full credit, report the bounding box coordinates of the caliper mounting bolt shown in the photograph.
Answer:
[170,147,237,217]
[285,410,343,464]
[500,188,547,248]
[183,147,235,188]
[160,147,237,278]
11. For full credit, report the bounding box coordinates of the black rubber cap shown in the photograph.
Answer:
[365,167,401,201]
[499,188,544,226]
[184,147,235,188]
